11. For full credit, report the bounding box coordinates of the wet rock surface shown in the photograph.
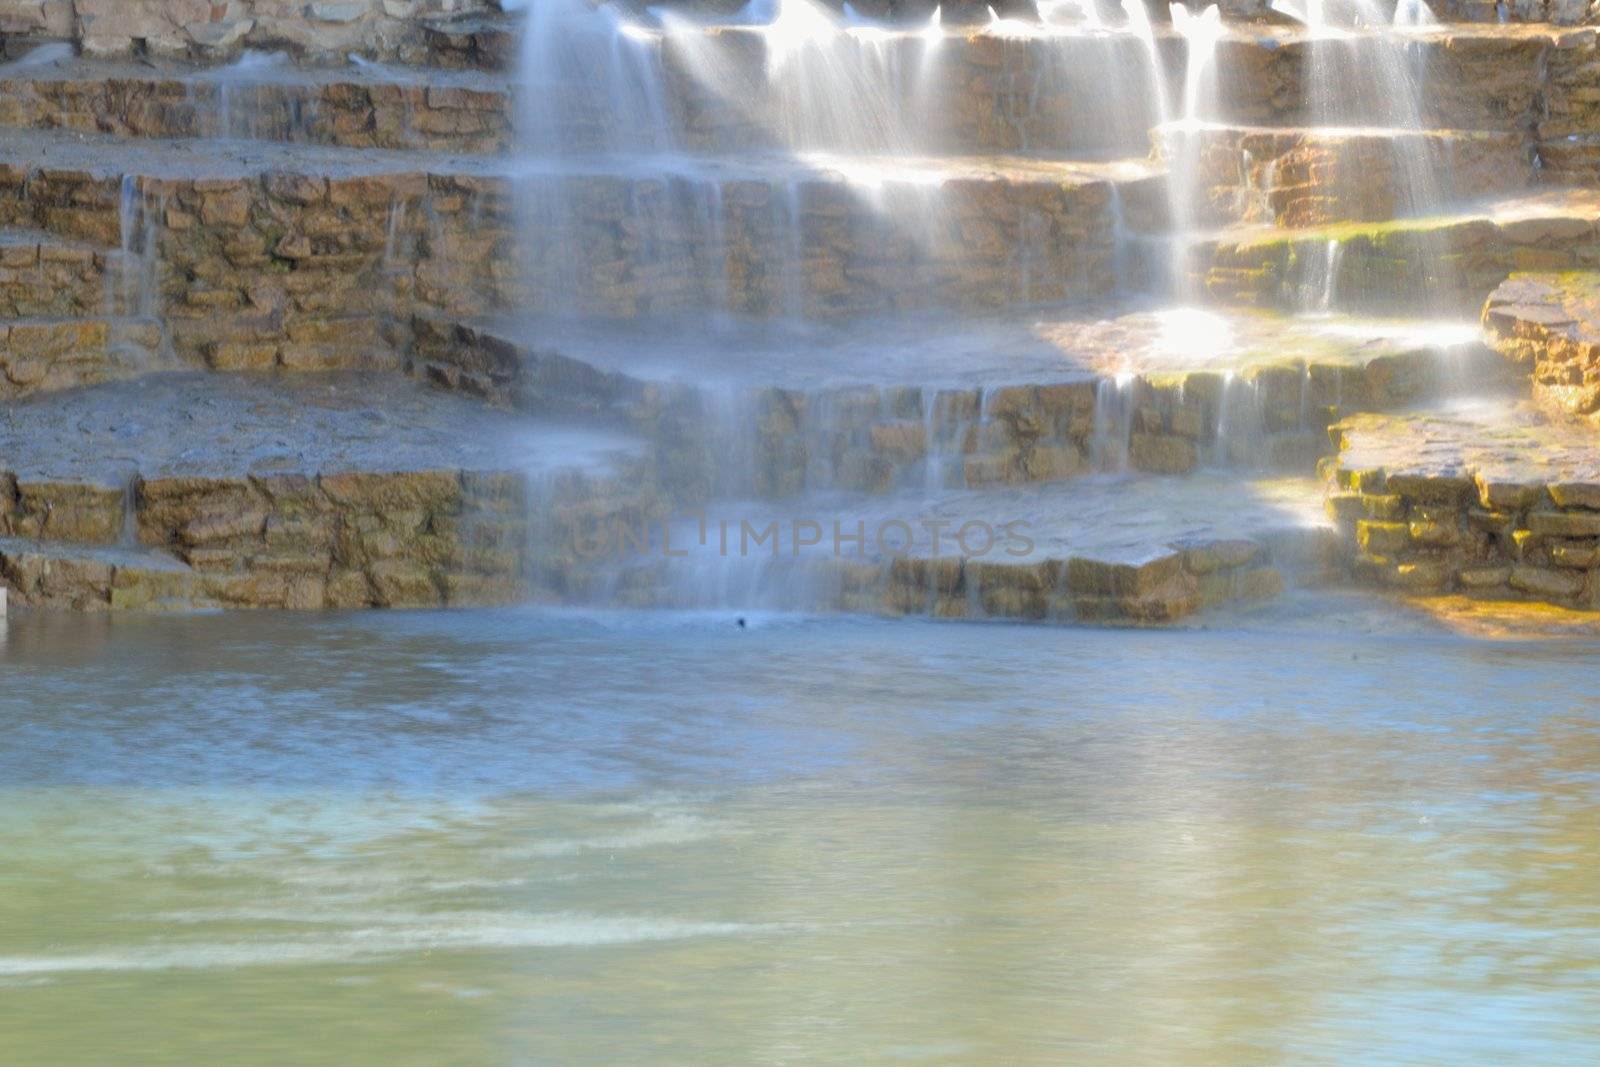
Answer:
[1483,271,1600,421]
[598,473,1336,624]
[2,11,1600,627]
[1330,395,1600,607]
[1190,188,1600,314]
[0,372,653,611]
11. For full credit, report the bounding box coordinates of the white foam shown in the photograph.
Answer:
[0,912,773,975]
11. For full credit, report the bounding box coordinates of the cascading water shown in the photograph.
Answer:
[194,51,295,140]
[1163,3,1225,303]
[111,175,163,320]
[1090,375,1136,473]
[1295,238,1345,313]
[492,0,1506,615]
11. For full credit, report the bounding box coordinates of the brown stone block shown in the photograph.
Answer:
[179,507,269,547]
[1388,560,1451,592]
[206,340,279,370]
[1408,519,1460,547]
[1325,492,1365,524]
[1458,565,1512,590]
[868,420,927,463]
[1386,473,1473,505]
[1476,476,1543,510]
[1527,510,1600,537]
[1128,433,1197,475]
[1550,542,1600,568]
[1357,520,1410,556]
[13,479,124,543]
[325,567,373,608]
[1510,564,1585,600]
[1024,443,1083,482]
[264,172,329,205]
[1064,552,1182,598]
[110,566,199,611]
[319,469,461,512]
[199,187,251,228]
[367,560,442,607]
[1549,481,1600,510]
[1181,539,1262,575]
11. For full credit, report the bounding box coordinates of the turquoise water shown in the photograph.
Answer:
[2,600,1598,1065]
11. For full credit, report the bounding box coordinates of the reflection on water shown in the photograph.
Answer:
[2,602,1598,1065]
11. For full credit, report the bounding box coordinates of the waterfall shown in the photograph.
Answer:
[1164,4,1225,304]
[1296,239,1344,313]
[1090,375,1136,473]
[111,175,163,320]
[1211,372,1267,468]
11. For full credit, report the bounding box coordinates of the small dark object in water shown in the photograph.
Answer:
[736,617,747,629]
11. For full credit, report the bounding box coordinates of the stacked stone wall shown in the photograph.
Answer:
[0,0,504,60]
[1328,463,1600,608]
[0,466,531,609]
[0,73,513,153]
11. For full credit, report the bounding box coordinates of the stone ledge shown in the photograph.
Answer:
[0,372,666,611]
[1328,398,1600,608]
[1483,271,1600,422]
[1159,125,1536,229]
[589,474,1339,623]
[0,62,515,153]
[1190,189,1600,313]
[0,316,163,398]
[0,1,506,62]
[426,310,1500,496]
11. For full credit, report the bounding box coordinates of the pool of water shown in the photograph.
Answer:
[2,599,1598,1065]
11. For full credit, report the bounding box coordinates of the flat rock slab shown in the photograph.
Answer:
[1333,396,1600,493]
[602,473,1337,623]
[0,126,1163,191]
[1483,271,1600,421]
[1329,396,1600,608]
[470,306,1488,392]
[0,370,641,483]
[677,473,1331,567]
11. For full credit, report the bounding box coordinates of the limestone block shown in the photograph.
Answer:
[1180,539,1262,575]
[1549,481,1600,510]
[1128,433,1197,475]
[1510,564,1586,599]
[1064,552,1183,599]
[1459,565,1512,589]
[1357,520,1410,556]
[1527,510,1600,538]
[1389,561,1450,592]
[1550,543,1600,568]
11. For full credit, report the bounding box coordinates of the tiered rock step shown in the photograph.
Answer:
[0,316,163,399]
[0,224,164,395]
[8,23,1592,159]
[1327,394,1600,608]
[1188,188,1600,314]
[0,227,132,316]
[418,11,521,71]
[0,371,659,611]
[415,306,1499,491]
[596,472,1341,624]
[1482,271,1600,423]
[1160,123,1536,228]
[455,20,1597,176]
[0,56,515,153]
[0,130,1168,340]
